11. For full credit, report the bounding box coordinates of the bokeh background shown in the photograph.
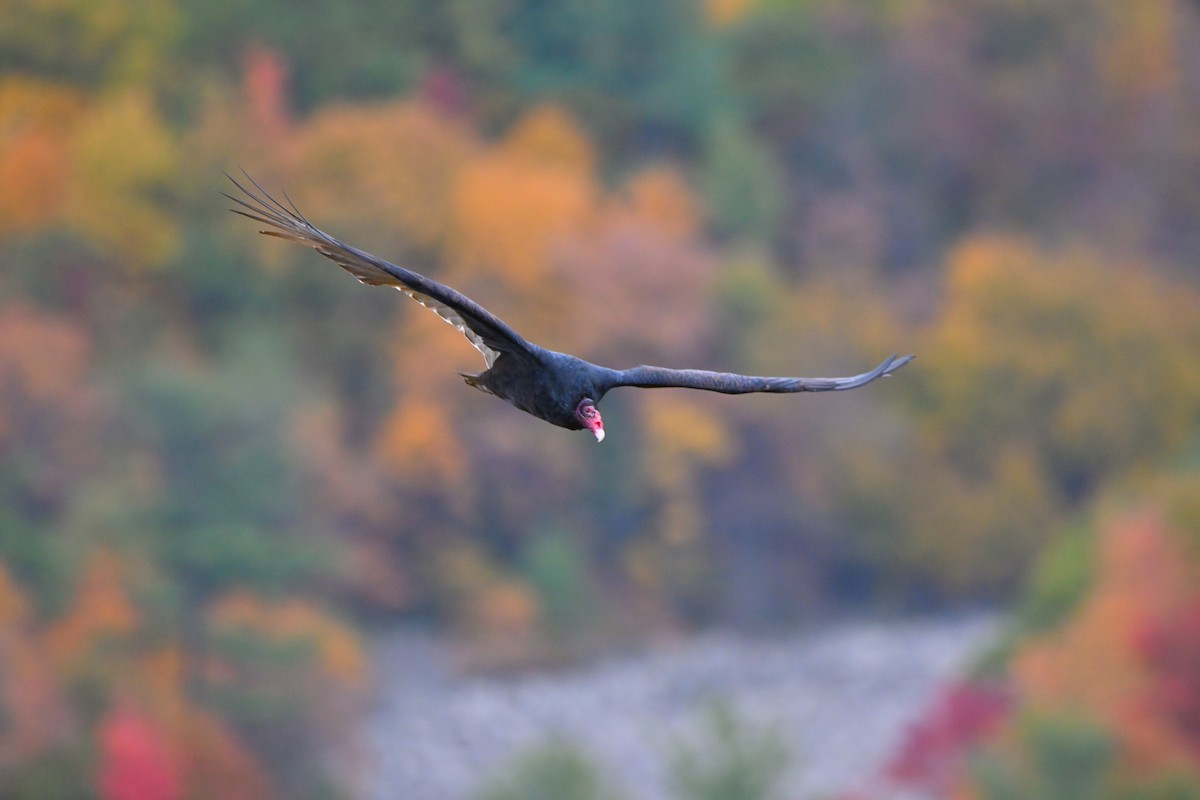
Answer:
[4,0,1200,797]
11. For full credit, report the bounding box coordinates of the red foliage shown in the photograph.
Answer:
[1137,597,1200,757]
[884,680,1011,794]
[96,707,183,800]
[242,43,291,139]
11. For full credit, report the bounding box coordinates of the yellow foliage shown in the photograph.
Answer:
[838,433,1063,598]
[0,77,87,133]
[925,235,1200,484]
[282,100,478,252]
[706,0,759,28]
[207,590,366,687]
[641,395,737,550]
[433,542,497,605]
[66,91,179,270]
[1098,0,1179,100]
[501,105,595,174]
[643,394,737,487]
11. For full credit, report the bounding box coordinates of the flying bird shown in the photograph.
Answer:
[226,174,913,443]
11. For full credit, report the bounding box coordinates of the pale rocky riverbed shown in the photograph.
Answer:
[356,615,999,800]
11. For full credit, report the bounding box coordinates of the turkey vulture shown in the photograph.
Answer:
[226,174,913,442]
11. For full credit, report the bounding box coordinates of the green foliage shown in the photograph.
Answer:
[700,116,785,243]
[476,740,626,800]
[1,745,97,800]
[178,0,425,108]
[493,0,722,145]
[975,520,1098,674]
[1015,522,1096,635]
[668,702,790,800]
[124,325,342,601]
[972,713,1116,800]
[1114,772,1200,800]
[0,0,180,89]
[518,526,596,636]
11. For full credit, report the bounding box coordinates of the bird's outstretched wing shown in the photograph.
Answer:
[225,172,536,367]
[611,354,913,394]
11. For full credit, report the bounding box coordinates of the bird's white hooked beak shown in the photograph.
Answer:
[576,399,605,442]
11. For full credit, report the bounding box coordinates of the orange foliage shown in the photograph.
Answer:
[471,579,541,638]
[0,561,71,768]
[0,128,71,234]
[1011,511,1197,772]
[450,106,597,314]
[0,561,30,627]
[0,303,90,405]
[374,394,470,492]
[46,549,139,669]
[178,709,279,800]
[451,150,594,285]
[705,0,759,28]
[617,167,702,242]
[0,77,83,234]
[556,167,713,359]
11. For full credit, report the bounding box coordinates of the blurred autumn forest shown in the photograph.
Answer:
[4,0,1200,797]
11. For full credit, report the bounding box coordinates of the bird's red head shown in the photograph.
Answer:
[575,398,604,442]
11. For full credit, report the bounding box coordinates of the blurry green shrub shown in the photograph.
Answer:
[700,116,784,244]
[476,740,626,800]
[668,701,790,800]
[519,527,596,638]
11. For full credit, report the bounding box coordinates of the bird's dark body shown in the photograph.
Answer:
[225,173,914,441]
[471,349,619,430]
